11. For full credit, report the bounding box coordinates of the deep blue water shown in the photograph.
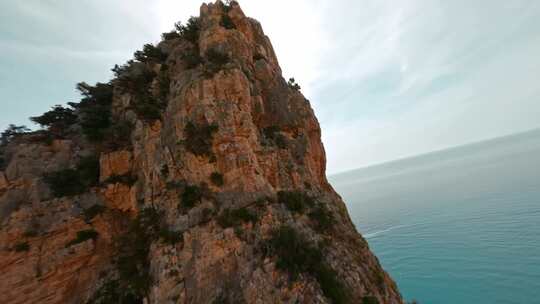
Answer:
[329,129,540,304]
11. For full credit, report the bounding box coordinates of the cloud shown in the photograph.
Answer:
[1,0,539,175]
[308,0,540,173]
[0,0,165,130]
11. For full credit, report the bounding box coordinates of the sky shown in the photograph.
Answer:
[1,0,539,174]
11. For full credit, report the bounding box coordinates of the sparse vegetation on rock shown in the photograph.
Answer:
[175,17,201,44]
[362,296,380,304]
[43,169,83,197]
[210,172,224,186]
[217,208,257,228]
[262,126,288,149]
[105,120,134,150]
[161,30,180,41]
[88,208,181,303]
[264,225,350,304]
[30,105,77,138]
[70,82,114,141]
[309,204,336,233]
[43,155,100,197]
[278,191,335,233]
[182,49,203,69]
[123,67,165,121]
[184,121,218,157]
[134,44,167,63]
[288,78,301,91]
[87,279,125,304]
[83,205,106,222]
[14,242,30,252]
[66,229,99,247]
[204,48,230,76]
[278,190,315,213]
[0,124,30,146]
[220,14,236,29]
[111,48,169,122]
[181,184,203,209]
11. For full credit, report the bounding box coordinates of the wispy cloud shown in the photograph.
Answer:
[1,1,539,174]
[307,0,540,173]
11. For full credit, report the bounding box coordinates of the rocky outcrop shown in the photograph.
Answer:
[99,150,133,183]
[0,1,402,303]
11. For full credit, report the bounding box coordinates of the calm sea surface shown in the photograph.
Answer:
[329,129,540,304]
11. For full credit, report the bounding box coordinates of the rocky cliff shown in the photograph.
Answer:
[0,1,402,303]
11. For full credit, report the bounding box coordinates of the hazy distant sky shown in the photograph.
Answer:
[1,0,539,173]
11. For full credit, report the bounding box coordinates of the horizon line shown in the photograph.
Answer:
[328,126,540,177]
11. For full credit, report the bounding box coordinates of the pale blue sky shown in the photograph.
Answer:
[1,0,539,173]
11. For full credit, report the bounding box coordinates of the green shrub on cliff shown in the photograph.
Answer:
[162,30,180,41]
[1,124,30,146]
[31,105,77,128]
[176,17,201,43]
[184,121,218,157]
[278,191,315,213]
[69,82,114,141]
[159,228,183,245]
[105,120,134,150]
[134,44,167,63]
[14,242,30,252]
[210,172,224,186]
[83,205,106,222]
[112,61,167,122]
[309,204,335,233]
[86,279,124,304]
[288,78,301,91]
[220,14,236,29]
[133,94,164,121]
[204,48,230,76]
[182,49,203,69]
[162,16,201,43]
[66,229,99,247]
[264,225,349,304]
[278,191,335,233]
[44,155,100,198]
[79,104,112,141]
[44,169,86,197]
[102,207,181,303]
[181,185,203,209]
[217,208,258,228]
[262,126,288,149]
[162,17,202,68]
[30,105,77,138]
[362,296,380,304]
[115,208,159,299]
[78,155,100,185]
[157,68,170,102]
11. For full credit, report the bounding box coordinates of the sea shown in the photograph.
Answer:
[329,129,540,304]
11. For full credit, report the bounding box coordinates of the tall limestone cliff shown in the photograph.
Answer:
[0,1,402,303]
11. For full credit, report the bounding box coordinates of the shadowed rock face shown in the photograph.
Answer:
[0,1,402,303]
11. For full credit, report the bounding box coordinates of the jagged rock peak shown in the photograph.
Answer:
[0,1,402,303]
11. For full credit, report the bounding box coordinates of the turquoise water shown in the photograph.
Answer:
[329,129,540,303]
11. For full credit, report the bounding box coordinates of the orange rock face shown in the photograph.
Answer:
[0,1,402,303]
[99,150,133,183]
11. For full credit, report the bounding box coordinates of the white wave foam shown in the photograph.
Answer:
[364,225,407,239]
